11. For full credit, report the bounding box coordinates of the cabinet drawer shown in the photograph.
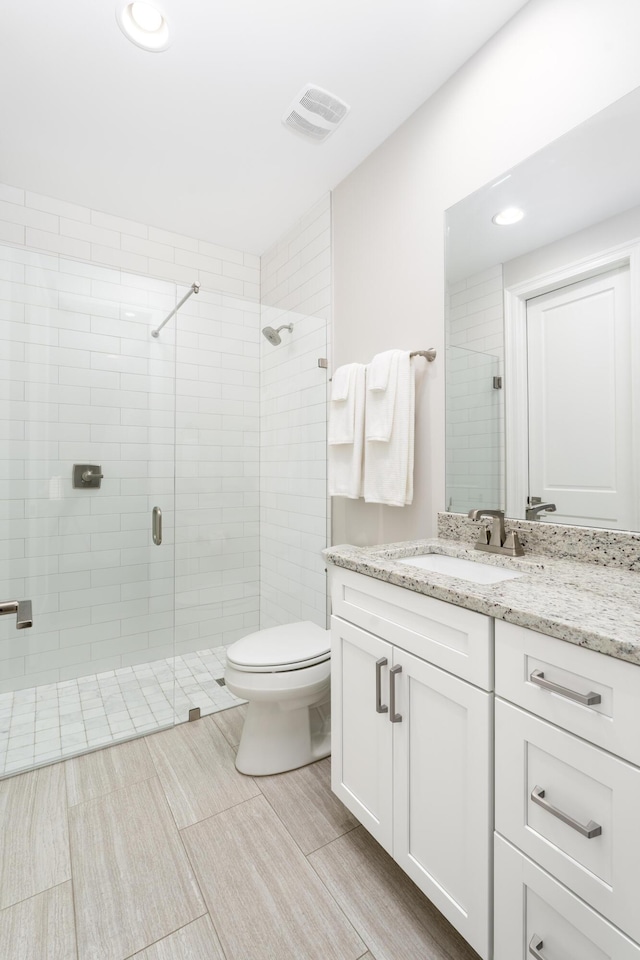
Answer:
[495,835,640,959]
[495,620,640,765]
[330,567,493,689]
[495,699,640,941]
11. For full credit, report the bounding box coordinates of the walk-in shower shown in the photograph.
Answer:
[0,239,329,779]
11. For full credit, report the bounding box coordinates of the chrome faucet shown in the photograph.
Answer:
[526,502,557,521]
[467,509,524,557]
[0,599,33,629]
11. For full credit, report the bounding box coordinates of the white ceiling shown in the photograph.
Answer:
[446,85,640,282]
[0,0,527,254]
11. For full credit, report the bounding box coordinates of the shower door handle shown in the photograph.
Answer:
[152,506,162,545]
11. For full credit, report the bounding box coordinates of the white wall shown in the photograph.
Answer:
[332,0,640,546]
[0,184,260,692]
[259,196,331,630]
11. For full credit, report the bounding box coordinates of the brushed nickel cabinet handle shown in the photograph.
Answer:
[375,657,388,714]
[531,785,602,838]
[529,935,545,958]
[529,669,601,706]
[152,506,162,545]
[389,664,402,723]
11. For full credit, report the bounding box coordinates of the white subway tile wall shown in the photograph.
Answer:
[0,183,260,694]
[259,195,330,630]
[446,264,505,513]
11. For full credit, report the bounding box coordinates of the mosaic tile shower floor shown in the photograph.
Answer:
[0,646,242,777]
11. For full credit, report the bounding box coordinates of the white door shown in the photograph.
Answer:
[392,648,493,960]
[330,616,393,852]
[526,266,635,529]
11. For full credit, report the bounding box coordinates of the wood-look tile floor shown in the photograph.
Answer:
[0,705,481,960]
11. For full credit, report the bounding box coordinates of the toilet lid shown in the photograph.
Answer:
[226,622,331,673]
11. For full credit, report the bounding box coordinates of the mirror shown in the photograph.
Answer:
[445,86,640,532]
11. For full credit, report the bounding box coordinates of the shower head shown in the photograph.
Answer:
[262,323,293,346]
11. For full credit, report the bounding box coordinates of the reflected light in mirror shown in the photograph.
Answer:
[492,207,524,226]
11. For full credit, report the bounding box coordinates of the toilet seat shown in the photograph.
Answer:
[227,622,330,673]
[226,621,330,673]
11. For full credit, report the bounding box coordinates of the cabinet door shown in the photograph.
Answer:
[331,615,393,852]
[392,649,493,960]
[495,835,640,960]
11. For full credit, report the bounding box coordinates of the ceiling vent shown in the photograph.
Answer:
[283,85,350,143]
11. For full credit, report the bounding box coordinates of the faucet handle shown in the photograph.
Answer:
[503,531,525,557]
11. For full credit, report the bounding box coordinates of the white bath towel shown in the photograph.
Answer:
[328,363,359,444]
[364,353,418,507]
[328,363,366,499]
[365,350,402,442]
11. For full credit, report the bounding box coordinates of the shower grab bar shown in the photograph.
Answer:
[151,282,200,338]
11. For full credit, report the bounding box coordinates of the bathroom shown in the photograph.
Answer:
[2,0,640,957]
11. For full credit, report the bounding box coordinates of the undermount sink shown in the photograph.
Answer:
[399,553,524,584]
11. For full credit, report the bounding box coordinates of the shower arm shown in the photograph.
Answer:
[151,281,200,338]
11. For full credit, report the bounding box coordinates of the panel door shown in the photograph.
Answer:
[392,648,493,960]
[527,265,635,528]
[330,615,393,852]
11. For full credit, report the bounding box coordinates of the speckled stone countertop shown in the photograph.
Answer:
[324,538,640,667]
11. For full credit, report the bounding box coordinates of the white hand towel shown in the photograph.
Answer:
[364,353,417,507]
[328,363,359,445]
[365,350,402,442]
[331,364,353,402]
[368,349,397,391]
[328,363,366,499]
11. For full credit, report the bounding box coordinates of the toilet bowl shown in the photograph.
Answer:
[225,621,331,776]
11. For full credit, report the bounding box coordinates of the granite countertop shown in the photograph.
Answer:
[324,538,640,667]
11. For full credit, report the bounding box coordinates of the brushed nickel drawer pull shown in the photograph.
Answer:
[529,935,545,958]
[530,669,601,706]
[375,657,388,714]
[531,785,602,838]
[389,664,402,723]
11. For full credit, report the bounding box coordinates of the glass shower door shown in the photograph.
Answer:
[445,344,504,514]
[0,244,177,777]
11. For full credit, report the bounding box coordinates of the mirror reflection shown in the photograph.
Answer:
[445,86,640,532]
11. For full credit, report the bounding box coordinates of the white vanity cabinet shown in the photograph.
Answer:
[330,568,493,960]
[494,620,640,958]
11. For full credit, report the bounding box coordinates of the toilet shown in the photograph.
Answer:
[224,621,331,776]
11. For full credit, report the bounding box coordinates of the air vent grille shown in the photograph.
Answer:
[300,89,348,124]
[283,84,350,143]
[286,111,329,141]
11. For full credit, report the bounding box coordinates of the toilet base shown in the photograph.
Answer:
[235,696,331,776]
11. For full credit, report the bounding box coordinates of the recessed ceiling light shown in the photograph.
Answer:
[492,207,524,226]
[115,1,171,52]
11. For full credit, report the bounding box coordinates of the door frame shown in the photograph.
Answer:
[503,240,640,521]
